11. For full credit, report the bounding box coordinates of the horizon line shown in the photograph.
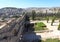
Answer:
[0,6,60,9]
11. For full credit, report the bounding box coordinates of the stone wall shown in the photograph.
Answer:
[0,14,29,42]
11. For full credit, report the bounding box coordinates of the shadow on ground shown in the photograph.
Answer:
[22,23,42,42]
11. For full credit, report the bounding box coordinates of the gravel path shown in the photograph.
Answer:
[30,20,60,39]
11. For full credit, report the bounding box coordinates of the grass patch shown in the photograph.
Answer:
[34,22,47,31]
[41,38,60,42]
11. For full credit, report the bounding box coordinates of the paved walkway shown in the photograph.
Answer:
[30,20,60,39]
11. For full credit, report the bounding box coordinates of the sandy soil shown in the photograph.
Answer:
[30,20,60,39]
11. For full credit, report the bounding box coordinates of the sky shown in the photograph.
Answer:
[0,0,60,8]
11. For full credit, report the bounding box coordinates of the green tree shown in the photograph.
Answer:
[46,10,49,23]
[59,19,60,22]
[51,16,56,26]
[32,10,36,20]
[58,23,60,30]
[46,17,49,23]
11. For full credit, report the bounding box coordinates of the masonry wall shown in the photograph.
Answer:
[0,14,29,42]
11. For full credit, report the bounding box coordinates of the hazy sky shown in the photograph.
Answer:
[0,0,60,8]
